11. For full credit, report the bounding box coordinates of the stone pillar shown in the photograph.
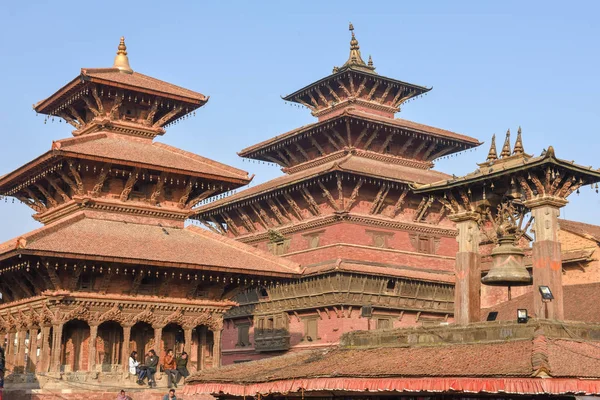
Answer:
[88,324,99,372]
[16,329,27,372]
[121,324,132,374]
[183,326,193,356]
[525,197,567,320]
[449,212,481,325]
[199,327,206,370]
[211,329,222,368]
[38,326,51,373]
[28,328,39,372]
[50,322,64,373]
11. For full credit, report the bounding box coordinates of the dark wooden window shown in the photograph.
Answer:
[237,324,250,347]
[418,237,432,253]
[304,318,319,341]
[377,318,392,330]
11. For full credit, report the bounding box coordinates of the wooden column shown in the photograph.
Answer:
[16,329,27,372]
[28,328,39,372]
[525,197,567,320]
[121,324,132,374]
[183,326,193,356]
[88,323,99,372]
[199,327,206,371]
[38,326,51,373]
[153,324,164,379]
[6,331,16,372]
[50,322,64,373]
[211,329,222,368]
[449,212,481,325]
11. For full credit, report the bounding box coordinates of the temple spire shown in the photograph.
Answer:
[341,23,375,71]
[113,37,133,73]
[486,134,498,162]
[500,129,512,158]
[513,126,524,155]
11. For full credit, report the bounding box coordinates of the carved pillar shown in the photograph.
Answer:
[39,325,51,373]
[50,322,64,373]
[6,331,16,372]
[28,328,39,372]
[121,324,132,374]
[449,212,481,325]
[16,329,27,372]
[199,327,206,370]
[525,197,567,320]
[153,324,164,379]
[183,326,193,356]
[88,323,99,372]
[211,329,222,368]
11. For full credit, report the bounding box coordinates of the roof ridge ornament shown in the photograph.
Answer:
[113,36,133,73]
[339,23,375,72]
[513,126,524,155]
[500,129,511,158]
[486,134,498,162]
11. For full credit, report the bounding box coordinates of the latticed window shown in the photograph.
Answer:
[377,318,392,330]
[237,324,250,347]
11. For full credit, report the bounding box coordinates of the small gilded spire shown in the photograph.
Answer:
[486,134,498,162]
[368,55,373,67]
[343,23,368,68]
[513,126,524,155]
[113,36,133,73]
[500,129,512,158]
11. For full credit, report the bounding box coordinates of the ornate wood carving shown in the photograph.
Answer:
[378,85,392,104]
[91,85,105,114]
[301,187,321,215]
[186,280,201,299]
[267,199,286,225]
[324,131,341,151]
[369,184,389,214]
[428,146,453,161]
[222,211,240,236]
[366,81,380,101]
[295,143,310,161]
[198,218,221,234]
[284,148,300,164]
[236,209,256,233]
[389,188,409,218]
[109,95,123,119]
[548,171,564,195]
[57,111,80,129]
[67,106,85,126]
[34,183,58,207]
[98,272,113,294]
[354,77,367,97]
[67,164,84,195]
[8,274,33,297]
[16,195,39,212]
[318,181,340,211]
[44,263,61,290]
[457,189,472,211]
[415,197,434,222]
[178,180,196,209]
[46,177,70,202]
[295,97,315,112]
[379,133,394,153]
[517,176,534,200]
[276,150,291,167]
[325,83,341,102]
[83,95,100,117]
[58,171,79,196]
[275,198,293,222]
[315,87,330,107]
[23,188,47,212]
[208,216,227,234]
[149,173,166,203]
[336,174,344,210]
[348,75,356,95]
[393,90,417,108]
[446,191,462,213]
[331,128,347,147]
[129,273,145,296]
[345,178,364,212]
[153,105,183,127]
[310,137,326,156]
[91,164,111,197]
[307,91,319,108]
[69,266,83,291]
[250,204,271,229]
[530,172,545,196]
[145,101,158,125]
[283,192,304,221]
[412,140,428,159]
[120,168,140,201]
[354,127,369,148]
[363,129,379,151]
[422,142,437,161]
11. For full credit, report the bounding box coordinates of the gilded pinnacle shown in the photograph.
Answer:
[500,129,512,158]
[341,23,374,72]
[513,126,524,155]
[113,36,133,73]
[486,134,498,162]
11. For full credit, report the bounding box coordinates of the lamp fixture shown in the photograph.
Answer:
[539,285,554,300]
[517,309,528,323]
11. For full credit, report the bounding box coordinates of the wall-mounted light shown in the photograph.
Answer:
[539,286,554,300]
[517,309,528,323]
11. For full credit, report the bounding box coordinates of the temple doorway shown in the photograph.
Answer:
[97,321,123,372]
[61,319,90,372]
[190,325,214,372]
[162,323,185,358]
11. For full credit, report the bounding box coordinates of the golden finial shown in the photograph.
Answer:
[113,36,133,73]
[343,23,368,69]
[349,22,354,32]
[513,126,524,155]
[500,129,512,158]
[486,134,498,162]
[368,55,373,67]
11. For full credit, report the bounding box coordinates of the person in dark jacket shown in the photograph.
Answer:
[146,349,159,388]
[175,352,189,385]
[0,345,5,389]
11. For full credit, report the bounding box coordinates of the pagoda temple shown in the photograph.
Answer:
[0,38,301,396]
[193,24,482,363]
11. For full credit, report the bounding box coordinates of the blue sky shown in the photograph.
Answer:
[0,1,599,242]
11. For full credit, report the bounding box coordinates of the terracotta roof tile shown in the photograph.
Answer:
[559,219,600,243]
[55,133,250,182]
[194,154,449,214]
[0,212,301,277]
[82,68,206,101]
[239,110,479,157]
[482,283,600,323]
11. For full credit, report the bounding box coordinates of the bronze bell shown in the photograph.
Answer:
[482,234,532,286]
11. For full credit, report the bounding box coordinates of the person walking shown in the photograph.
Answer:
[162,389,177,400]
[162,349,178,388]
